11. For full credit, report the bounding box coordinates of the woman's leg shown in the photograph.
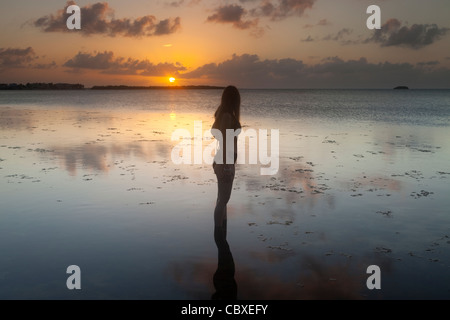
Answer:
[214,177,233,227]
[214,173,234,253]
[215,197,227,238]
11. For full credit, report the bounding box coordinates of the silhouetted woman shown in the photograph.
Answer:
[212,85,241,240]
[211,85,241,300]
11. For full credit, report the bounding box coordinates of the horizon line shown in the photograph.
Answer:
[1,83,449,90]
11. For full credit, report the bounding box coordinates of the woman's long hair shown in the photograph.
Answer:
[214,86,240,122]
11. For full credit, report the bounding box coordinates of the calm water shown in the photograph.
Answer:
[0,89,449,299]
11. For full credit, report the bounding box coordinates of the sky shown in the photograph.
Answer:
[0,0,449,88]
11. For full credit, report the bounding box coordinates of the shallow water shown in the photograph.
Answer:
[0,89,449,299]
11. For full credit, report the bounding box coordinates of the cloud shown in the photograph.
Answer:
[64,51,114,70]
[416,61,440,66]
[34,1,181,37]
[63,51,186,76]
[250,0,316,21]
[0,47,36,69]
[317,19,330,26]
[166,0,185,7]
[180,53,450,88]
[0,47,56,72]
[323,28,353,41]
[206,4,258,30]
[301,35,314,42]
[365,19,449,49]
[304,19,449,48]
[180,53,310,88]
[154,17,182,35]
[33,61,58,70]
[165,0,201,7]
[207,0,316,34]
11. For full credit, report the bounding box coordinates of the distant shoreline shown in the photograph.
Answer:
[1,83,448,90]
[0,83,84,90]
[0,83,225,90]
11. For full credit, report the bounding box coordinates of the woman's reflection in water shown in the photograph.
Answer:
[211,86,241,300]
[211,236,237,300]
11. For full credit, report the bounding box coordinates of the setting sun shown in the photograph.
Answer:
[169,77,176,83]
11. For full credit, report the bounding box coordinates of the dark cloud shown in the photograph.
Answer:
[166,0,185,7]
[165,0,201,7]
[33,61,58,70]
[207,0,315,34]
[34,1,181,37]
[180,53,450,88]
[206,4,258,30]
[0,47,56,72]
[154,17,182,35]
[181,53,309,88]
[366,18,449,49]
[0,47,36,69]
[64,51,114,70]
[417,61,440,66]
[250,0,316,21]
[63,51,186,76]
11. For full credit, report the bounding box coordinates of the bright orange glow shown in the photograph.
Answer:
[169,77,176,83]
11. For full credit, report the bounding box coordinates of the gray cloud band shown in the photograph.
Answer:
[34,1,181,37]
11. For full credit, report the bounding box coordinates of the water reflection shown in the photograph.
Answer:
[0,108,34,130]
[235,255,365,300]
[50,142,168,175]
[211,229,237,300]
[1,102,449,299]
[170,250,397,299]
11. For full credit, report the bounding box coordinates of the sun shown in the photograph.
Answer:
[169,77,176,83]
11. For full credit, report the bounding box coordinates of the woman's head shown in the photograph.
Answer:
[215,85,240,121]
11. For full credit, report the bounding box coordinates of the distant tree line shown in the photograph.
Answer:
[0,83,84,90]
[0,83,224,90]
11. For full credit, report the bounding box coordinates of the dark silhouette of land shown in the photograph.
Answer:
[0,83,84,90]
[394,86,409,90]
[0,83,224,90]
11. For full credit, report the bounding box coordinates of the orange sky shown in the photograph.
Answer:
[1,0,449,88]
